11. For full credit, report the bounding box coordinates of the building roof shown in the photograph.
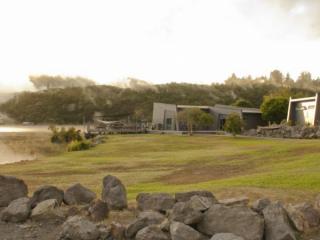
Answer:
[289,96,316,103]
[214,104,261,114]
[177,105,211,110]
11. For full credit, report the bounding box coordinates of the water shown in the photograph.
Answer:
[0,125,48,164]
[0,125,50,133]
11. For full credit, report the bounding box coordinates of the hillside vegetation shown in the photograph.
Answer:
[0,71,318,123]
[1,134,320,203]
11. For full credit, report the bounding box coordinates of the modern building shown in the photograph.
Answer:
[152,102,264,131]
[287,94,320,126]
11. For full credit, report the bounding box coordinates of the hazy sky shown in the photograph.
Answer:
[0,0,320,91]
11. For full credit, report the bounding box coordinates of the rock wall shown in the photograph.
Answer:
[1,175,320,240]
[245,125,320,139]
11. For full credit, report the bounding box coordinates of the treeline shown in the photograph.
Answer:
[0,70,318,124]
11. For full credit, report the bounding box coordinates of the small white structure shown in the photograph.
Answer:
[287,94,320,126]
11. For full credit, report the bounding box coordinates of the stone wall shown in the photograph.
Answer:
[245,125,320,139]
[1,175,320,240]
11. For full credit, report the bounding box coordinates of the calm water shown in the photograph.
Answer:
[0,125,50,133]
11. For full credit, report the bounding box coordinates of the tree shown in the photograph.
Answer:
[296,72,312,89]
[270,70,284,86]
[224,113,244,136]
[232,99,253,108]
[260,97,288,124]
[178,108,214,135]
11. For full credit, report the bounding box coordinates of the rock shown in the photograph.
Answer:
[110,222,126,240]
[0,175,28,207]
[30,185,64,208]
[88,199,109,222]
[219,197,249,207]
[197,204,264,240]
[101,175,127,210]
[286,202,320,232]
[170,201,203,225]
[263,202,296,240]
[251,198,271,213]
[175,191,217,203]
[1,197,31,223]
[170,221,207,240]
[97,224,111,240]
[160,218,170,232]
[59,216,100,240]
[314,194,320,210]
[189,195,215,211]
[126,211,165,238]
[136,225,170,240]
[137,193,175,212]
[31,198,65,222]
[64,183,96,205]
[210,233,244,240]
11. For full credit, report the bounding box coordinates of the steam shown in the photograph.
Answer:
[112,77,158,91]
[0,141,35,165]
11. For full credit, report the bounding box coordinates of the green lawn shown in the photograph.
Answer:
[1,134,320,203]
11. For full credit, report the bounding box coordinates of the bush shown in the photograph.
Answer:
[260,97,288,124]
[224,113,244,136]
[49,126,82,144]
[67,140,92,152]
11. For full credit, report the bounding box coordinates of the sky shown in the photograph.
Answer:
[0,0,320,91]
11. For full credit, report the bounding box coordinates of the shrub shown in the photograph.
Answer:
[260,97,288,124]
[49,125,82,144]
[224,113,244,136]
[67,140,91,152]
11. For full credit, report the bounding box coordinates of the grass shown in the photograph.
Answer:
[1,134,320,204]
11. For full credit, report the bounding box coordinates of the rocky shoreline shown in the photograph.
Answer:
[1,175,320,240]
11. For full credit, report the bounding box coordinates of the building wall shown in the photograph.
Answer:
[287,97,318,126]
[242,113,265,130]
[152,103,177,130]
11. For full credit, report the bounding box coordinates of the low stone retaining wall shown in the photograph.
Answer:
[245,125,320,139]
[1,175,320,240]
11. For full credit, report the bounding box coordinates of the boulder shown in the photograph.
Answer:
[170,201,203,225]
[31,198,65,222]
[189,195,215,211]
[314,194,320,210]
[137,193,175,212]
[197,204,264,240]
[136,225,170,240]
[251,198,271,213]
[59,216,100,240]
[170,221,207,240]
[110,222,126,240]
[286,203,320,232]
[101,175,127,210]
[126,211,166,238]
[64,183,96,205]
[88,199,109,222]
[0,175,28,207]
[219,197,249,207]
[263,202,296,240]
[1,197,31,223]
[210,233,244,240]
[175,191,217,203]
[30,185,64,208]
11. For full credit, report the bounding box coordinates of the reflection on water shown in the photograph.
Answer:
[0,125,50,133]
